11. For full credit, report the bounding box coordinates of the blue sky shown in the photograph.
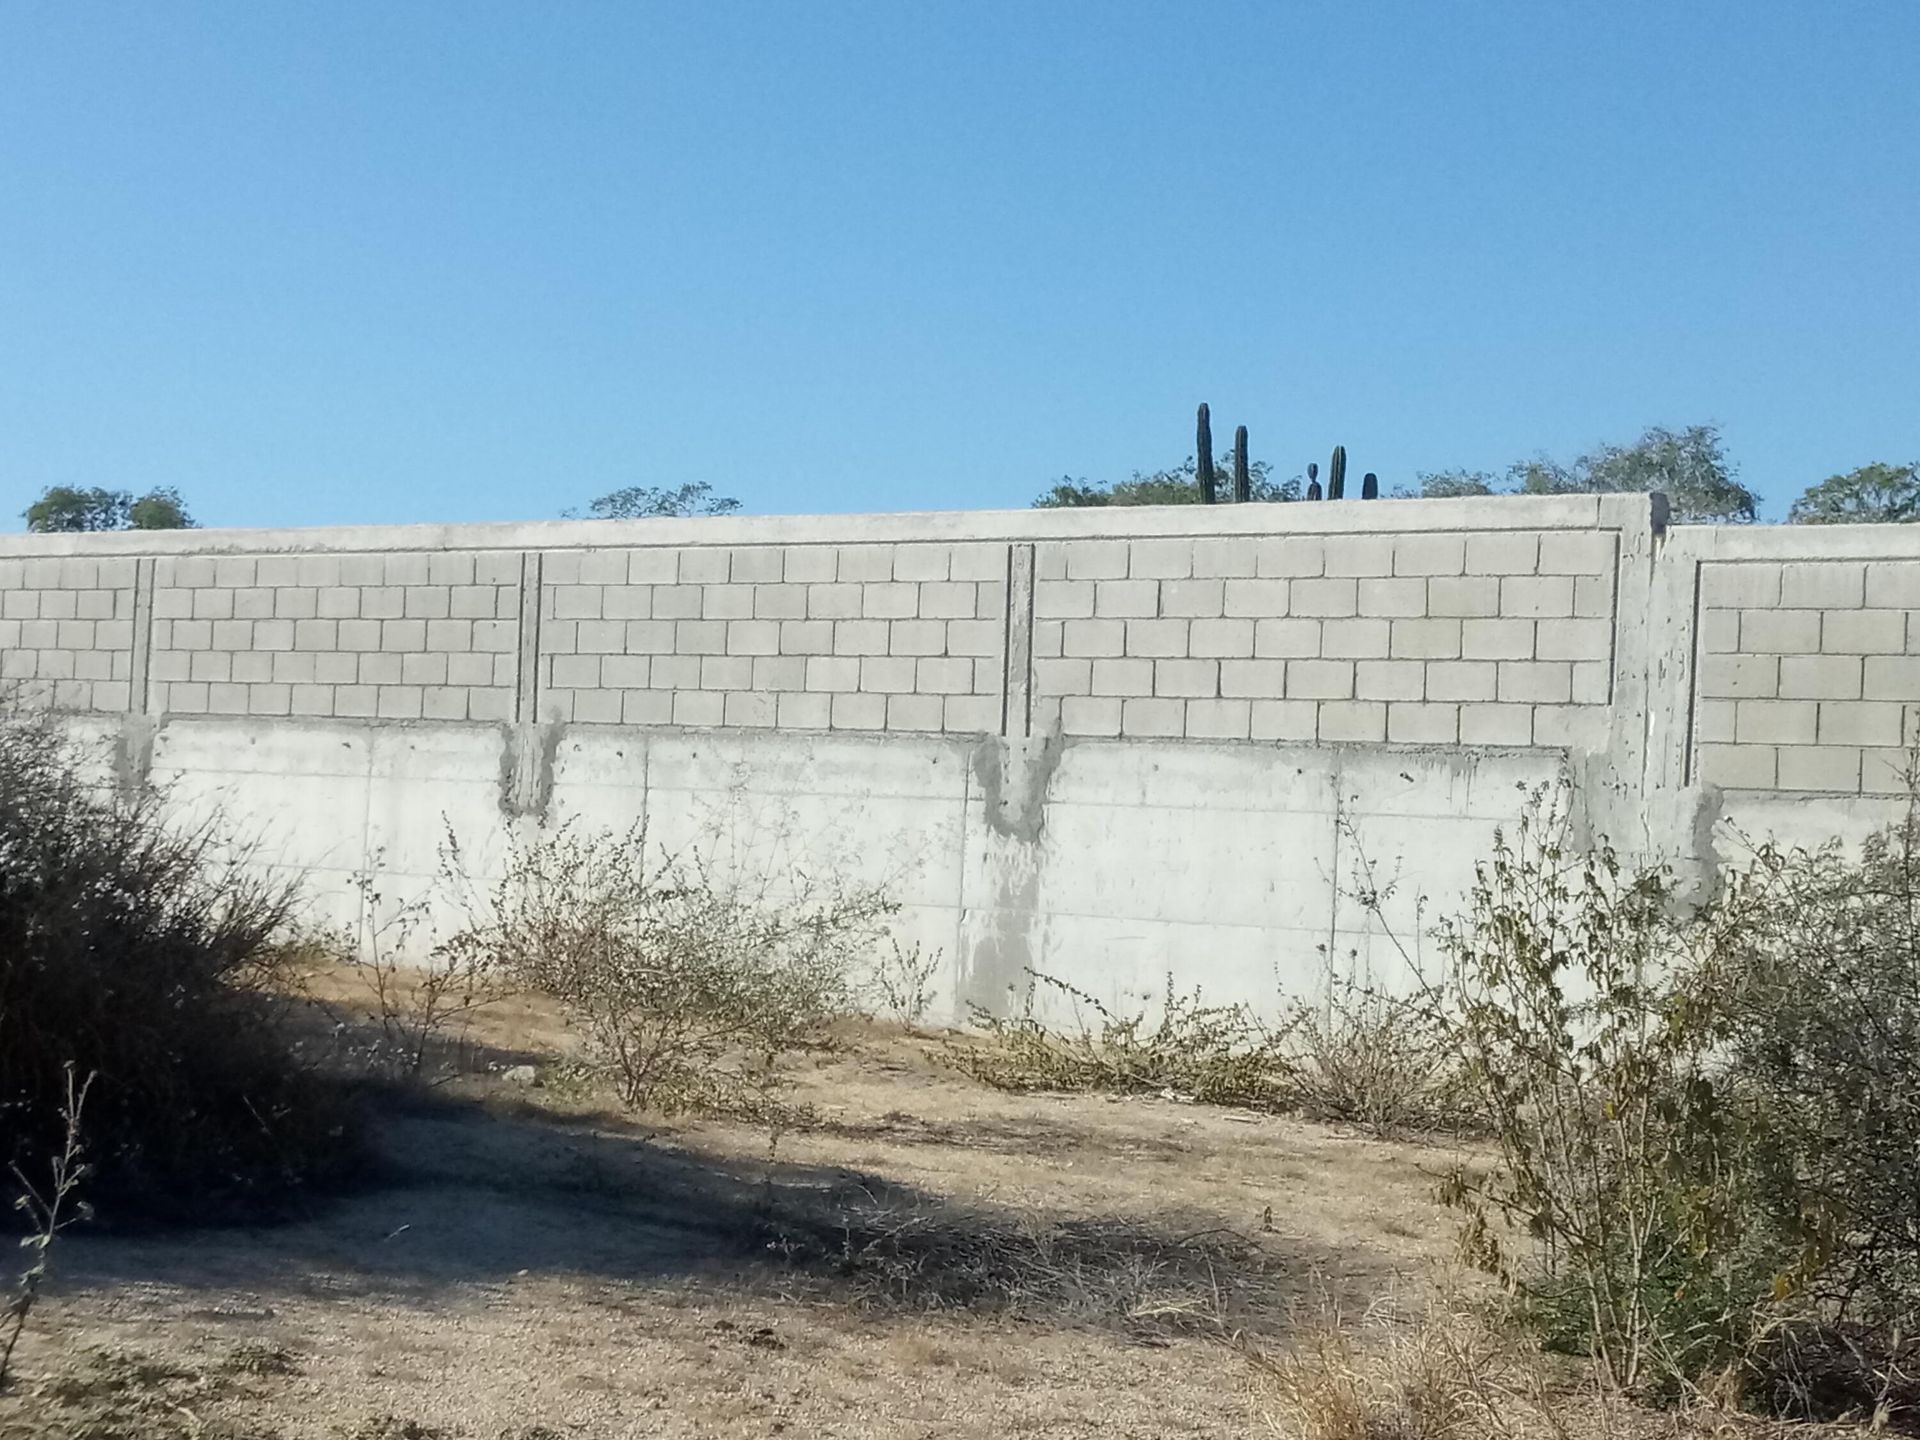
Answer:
[2,2,1915,528]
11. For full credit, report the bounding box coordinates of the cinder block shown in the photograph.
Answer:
[358,652,403,685]
[393,652,449,688]
[1185,698,1251,739]
[832,618,889,656]
[1255,537,1325,579]
[331,685,377,717]
[189,651,232,683]
[1322,618,1391,659]
[1776,654,1860,700]
[1249,618,1321,660]
[208,682,250,715]
[1290,578,1358,618]
[602,654,650,688]
[1154,658,1219,698]
[1500,575,1574,619]
[674,690,726,726]
[883,695,944,733]
[781,546,839,584]
[1064,618,1125,658]
[671,619,725,654]
[727,548,783,584]
[1699,563,1780,609]
[946,619,1000,657]
[37,591,78,622]
[1697,743,1776,789]
[891,546,950,583]
[165,681,210,714]
[1192,538,1257,578]
[1121,696,1186,737]
[702,584,754,620]
[274,587,319,620]
[1092,657,1155,696]
[830,692,886,730]
[150,650,189,682]
[403,586,451,620]
[753,583,807,619]
[950,543,1006,582]
[421,686,469,722]
[1776,745,1862,793]
[425,619,472,653]
[315,652,359,685]
[724,690,778,727]
[1818,700,1905,747]
[1389,618,1462,660]
[1218,578,1286,619]
[446,653,495,687]
[1535,617,1611,662]
[1735,698,1818,744]
[1864,563,1920,609]
[191,589,235,621]
[599,585,650,620]
[469,688,515,722]
[232,587,274,619]
[252,619,295,651]
[1389,534,1464,577]
[650,655,702,689]
[776,691,833,729]
[1571,661,1609,704]
[1067,541,1121,579]
[1425,660,1497,702]
[1124,618,1189,658]
[918,656,976,694]
[625,620,675,652]
[1737,609,1820,655]
[627,549,679,585]
[677,549,730,584]
[1318,700,1387,742]
[551,654,601,689]
[360,586,404,620]
[807,582,863,619]
[1189,618,1254,658]
[1251,700,1318,740]
[1863,655,1920,700]
[1356,660,1424,701]
[1860,749,1913,795]
[288,683,334,717]
[1388,702,1459,744]
[1219,659,1287,699]
[1781,561,1864,610]
[859,656,916,693]
[1465,532,1538,577]
[475,552,523,586]
[1322,535,1396,578]
[551,585,602,620]
[651,584,704,619]
[918,581,975,619]
[1061,695,1122,736]
[725,619,780,655]
[1701,653,1779,699]
[1498,661,1572,704]
[379,554,428,586]
[210,619,252,650]
[1822,609,1905,654]
[153,588,193,619]
[701,655,753,690]
[1697,609,1739,654]
[1358,577,1426,617]
[1459,703,1534,746]
[1096,579,1159,618]
[1693,698,1736,742]
[779,618,835,655]
[1537,532,1615,576]
[1572,576,1613,619]
[1287,659,1354,701]
[1158,579,1223,618]
[317,586,360,619]
[835,544,894,583]
[1128,539,1194,580]
[1034,579,1092,619]
[751,655,807,691]
[427,553,476,587]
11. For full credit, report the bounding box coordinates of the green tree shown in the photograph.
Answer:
[573,482,741,520]
[1033,455,1298,507]
[24,486,195,533]
[1399,425,1756,523]
[1787,462,1920,525]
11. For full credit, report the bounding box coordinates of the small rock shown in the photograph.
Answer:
[502,1065,539,1086]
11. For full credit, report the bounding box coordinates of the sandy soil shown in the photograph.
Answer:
[0,976,1841,1439]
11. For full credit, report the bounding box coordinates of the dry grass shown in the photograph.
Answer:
[0,963,1889,1439]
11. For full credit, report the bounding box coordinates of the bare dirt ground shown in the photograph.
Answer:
[0,977,1857,1439]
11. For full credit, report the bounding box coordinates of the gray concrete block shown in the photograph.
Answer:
[1735,699,1818,744]
[1821,609,1905,654]
[1697,742,1775,789]
[1736,609,1820,654]
[1250,699,1318,740]
[1128,538,1194,580]
[1356,660,1424,701]
[724,690,779,727]
[701,584,754,620]
[1185,698,1252,739]
[833,618,890,655]
[830,691,886,730]
[891,545,951,582]
[1318,700,1387,742]
[1322,535,1396,578]
[1095,578,1159,617]
[1154,658,1219,698]
[1192,538,1257,578]
[1189,618,1255,658]
[1465,531,1538,577]
[1289,578,1358,618]
[1121,696,1185,737]
[1092,657,1155,696]
[1498,661,1572,705]
[1459,702,1533,746]
[1775,745,1862,792]
[1322,617,1391,659]
[1124,618,1189,657]
[1777,654,1860,700]
[1781,561,1864,610]
[1255,537,1325,579]
[1061,695,1122,736]
[1390,618,1462,660]
[1388,702,1459,744]
[1700,653,1779,698]
[1288,658,1353,700]
[1817,700,1905,747]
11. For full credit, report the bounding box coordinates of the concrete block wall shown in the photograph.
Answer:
[12,492,1916,1020]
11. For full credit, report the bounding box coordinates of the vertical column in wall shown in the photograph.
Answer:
[1001,543,1035,738]
[130,557,156,714]
[514,551,543,726]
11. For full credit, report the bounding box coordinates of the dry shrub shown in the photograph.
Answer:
[448,818,893,1117]
[949,970,1298,1109]
[0,701,360,1220]
[1285,988,1478,1138]
[1254,1297,1572,1440]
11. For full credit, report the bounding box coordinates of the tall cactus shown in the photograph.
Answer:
[1361,472,1379,500]
[1306,462,1321,501]
[1196,404,1217,505]
[1328,445,1347,500]
[1233,426,1250,503]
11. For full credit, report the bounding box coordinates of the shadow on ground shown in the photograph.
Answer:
[54,1083,1393,1341]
